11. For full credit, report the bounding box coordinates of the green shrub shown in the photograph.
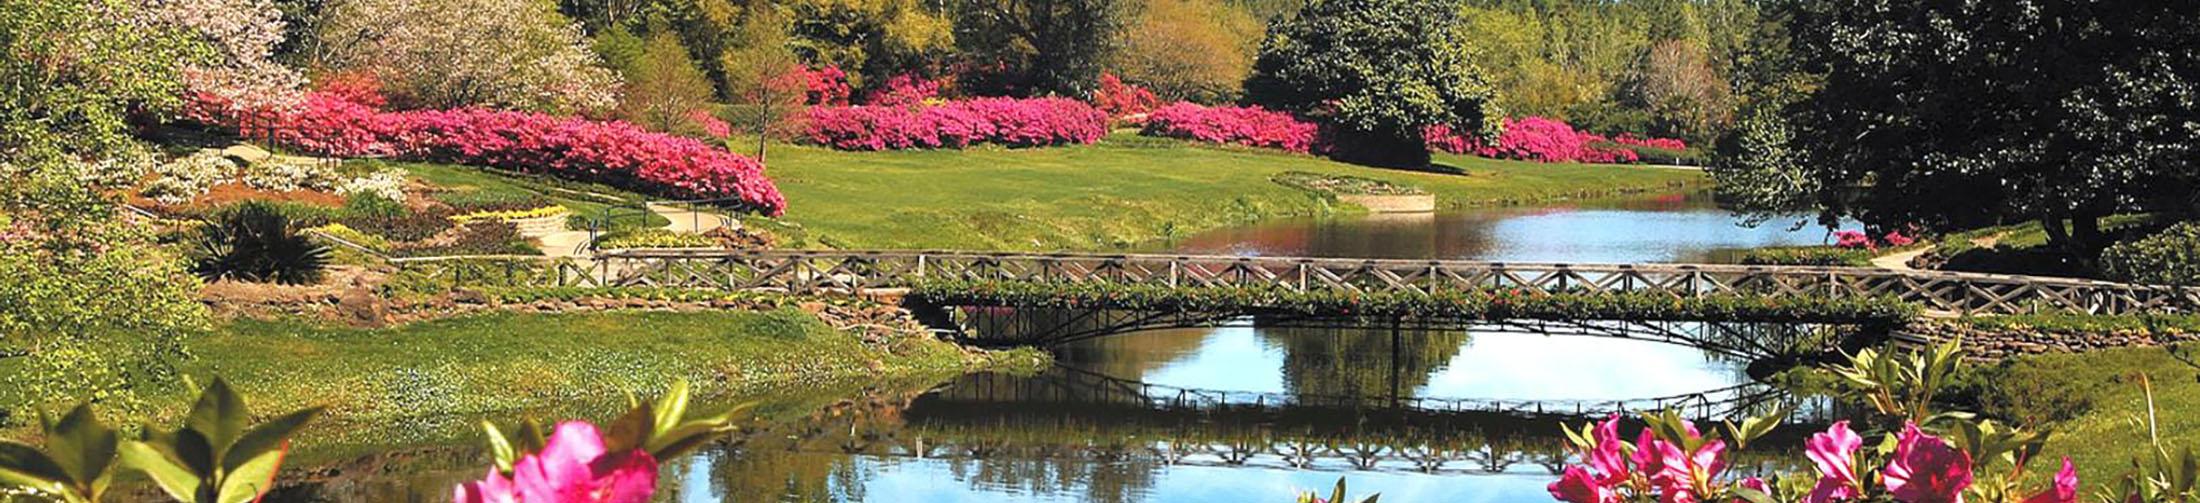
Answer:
[190,202,331,284]
[2101,221,2200,285]
[206,200,338,227]
[341,192,406,220]
[595,228,717,249]
[1735,246,1874,266]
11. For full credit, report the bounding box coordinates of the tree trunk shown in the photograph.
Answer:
[2072,210,2105,249]
[2040,213,2069,247]
[1326,128,1431,169]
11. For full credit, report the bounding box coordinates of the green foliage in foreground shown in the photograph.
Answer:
[1,378,317,503]
[760,135,1703,250]
[1735,246,1875,267]
[159,310,987,425]
[909,279,1919,326]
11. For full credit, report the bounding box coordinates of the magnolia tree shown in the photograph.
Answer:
[311,0,620,114]
[136,0,307,121]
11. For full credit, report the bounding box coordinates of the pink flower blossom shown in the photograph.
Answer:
[2021,458,2078,503]
[865,74,943,107]
[1586,414,1629,486]
[1424,117,1679,164]
[802,97,1108,150]
[1883,423,1974,503]
[1552,465,1620,503]
[1141,102,1318,153]
[1805,420,1865,503]
[1834,230,1875,249]
[454,422,658,503]
[247,89,785,215]
[1092,73,1159,119]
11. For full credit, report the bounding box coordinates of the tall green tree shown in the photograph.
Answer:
[1761,0,2200,247]
[952,0,1125,96]
[1,0,213,413]
[1244,0,1501,168]
[616,32,718,134]
[783,0,954,89]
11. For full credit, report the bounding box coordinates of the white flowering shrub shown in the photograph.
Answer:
[141,152,238,205]
[336,168,408,203]
[241,158,339,192]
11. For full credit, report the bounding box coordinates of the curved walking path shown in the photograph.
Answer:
[538,203,737,258]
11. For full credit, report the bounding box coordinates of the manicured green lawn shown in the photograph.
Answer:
[754,133,1704,250]
[170,310,1003,426]
[1966,343,2200,483]
[359,159,670,230]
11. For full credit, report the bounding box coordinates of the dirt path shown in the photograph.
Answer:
[1872,247,1930,271]
[647,202,736,234]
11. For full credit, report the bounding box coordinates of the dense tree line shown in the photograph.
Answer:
[1715,0,2200,252]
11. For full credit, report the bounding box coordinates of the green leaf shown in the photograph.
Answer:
[221,407,319,473]
[118,441,202,503]
[214,441,288,503]
[1732,487,1777,503]
[645,422,730,460]
[0,440,70,488]
[46,403,117,493]
[184,378,251,465]
[652,380,691,438]
[602,403,653,456]
[481,421,516,473]
[1329,477,1346,503]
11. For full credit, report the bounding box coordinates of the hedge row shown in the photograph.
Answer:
[908,279,1919,326]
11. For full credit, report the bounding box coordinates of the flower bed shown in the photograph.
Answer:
[1139,103,1318,153]
[264,91,786,215]
[799,97,1107,151]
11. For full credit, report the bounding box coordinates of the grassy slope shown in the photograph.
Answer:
[1969,344,2200,482]
[756,134,1704,250]
[172,310,996,427]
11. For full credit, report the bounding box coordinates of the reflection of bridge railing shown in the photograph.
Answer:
[556,250,2191,315]
[930,366,1835,425]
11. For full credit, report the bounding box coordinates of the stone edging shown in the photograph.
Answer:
[1904,319,2196,360]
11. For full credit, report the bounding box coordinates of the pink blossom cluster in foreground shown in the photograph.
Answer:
[259,88,786,215]
[799,97,1109,150]
[1548,417,2077,503]
[1139,102,1320,153]
[453,422,657,503]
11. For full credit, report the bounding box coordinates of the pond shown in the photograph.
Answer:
[267,191,1840,502]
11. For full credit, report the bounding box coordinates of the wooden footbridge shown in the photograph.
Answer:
[399,249,2197,316]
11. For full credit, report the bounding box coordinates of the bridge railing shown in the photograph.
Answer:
[582,249,2197,316]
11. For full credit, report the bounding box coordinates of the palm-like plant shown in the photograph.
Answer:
[191,202,330,285]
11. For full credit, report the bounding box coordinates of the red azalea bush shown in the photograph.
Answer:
[800,97,1108,150]
[267,89,787,215]
[1093,73,1160,120]
[1140,102,1318,153]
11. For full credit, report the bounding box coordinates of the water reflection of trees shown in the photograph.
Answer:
[1261,325,1469,400]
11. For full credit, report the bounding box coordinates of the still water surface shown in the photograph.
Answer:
[275,192,1840,502]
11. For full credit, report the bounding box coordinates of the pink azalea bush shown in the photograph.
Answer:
[792,65,852,106]
[799,97,1108,150]
[262,87,787,215]
[686,109,732,139]
[1427,117,1683,164]
[1834,230,1917,250]
[1093,73,1160,120]
[1140,102,1319,153]
[455,422,658,503]
[1549,416,2079,503]
[865,74,943,107]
